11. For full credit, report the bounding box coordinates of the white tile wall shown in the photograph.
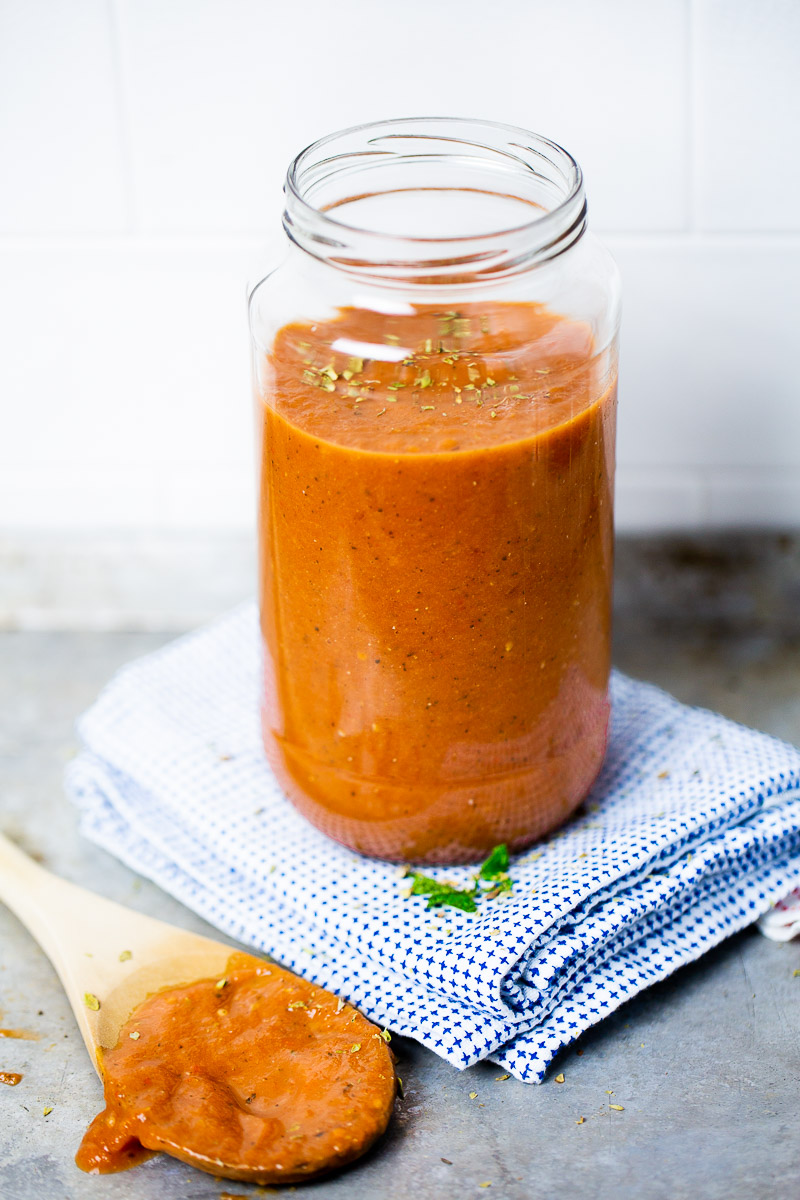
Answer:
[115,0,689,234]
[1,0,799,538]
[614,467,706,532]
[707,470,800,527]
[0,242,256,528]
[610,239,800,469]
[694,0,800,230]
[0,0,128,232]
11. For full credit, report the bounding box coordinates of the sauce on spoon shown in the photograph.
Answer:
[76,952,396,1184]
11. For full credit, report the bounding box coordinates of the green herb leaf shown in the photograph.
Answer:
[478,844,510,880]
[402,845,515,915]
[409,873,478,912]
[427,889,478,913]
[409,872,443,896]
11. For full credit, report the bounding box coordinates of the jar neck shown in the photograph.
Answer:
[282,118,586,288]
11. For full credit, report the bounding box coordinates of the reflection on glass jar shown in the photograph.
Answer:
[249,118,621,864]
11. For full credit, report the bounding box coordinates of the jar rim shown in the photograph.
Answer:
[282,116,587,283]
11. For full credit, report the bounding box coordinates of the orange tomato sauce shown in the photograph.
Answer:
[76,954,395,1183]
[257,303,616,862]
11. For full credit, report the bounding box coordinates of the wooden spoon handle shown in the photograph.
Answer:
[0,832,75,967]
[0,832,229,1067]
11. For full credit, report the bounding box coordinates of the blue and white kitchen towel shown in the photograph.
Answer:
[66,604,800,1083]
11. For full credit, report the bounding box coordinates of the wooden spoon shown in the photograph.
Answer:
[0,830,232,1071]
[0,831,397,1185]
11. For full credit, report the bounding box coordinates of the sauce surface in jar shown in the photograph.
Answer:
[257,302,616,863]
[76,953,395,1183]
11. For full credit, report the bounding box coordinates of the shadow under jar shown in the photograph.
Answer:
[250,117,620,864]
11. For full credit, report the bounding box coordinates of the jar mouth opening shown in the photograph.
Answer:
[282,117,586,282]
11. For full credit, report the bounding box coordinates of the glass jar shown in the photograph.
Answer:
[249,117,620,865]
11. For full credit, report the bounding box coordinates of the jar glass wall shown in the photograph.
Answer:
[249,118,620,864]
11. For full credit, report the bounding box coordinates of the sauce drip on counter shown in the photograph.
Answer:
[256,302,617,862]
[76,953,395,1184]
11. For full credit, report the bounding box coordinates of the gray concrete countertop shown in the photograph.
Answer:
[1,625,799,1200]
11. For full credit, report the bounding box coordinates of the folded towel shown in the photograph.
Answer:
[66,605,800,1083]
